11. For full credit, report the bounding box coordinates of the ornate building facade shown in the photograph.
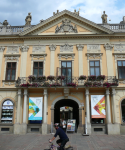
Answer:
[0,10,125,135]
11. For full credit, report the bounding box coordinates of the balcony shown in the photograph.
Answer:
[15,76,118,88]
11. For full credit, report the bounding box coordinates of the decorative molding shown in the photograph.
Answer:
[2,81,15,87]
[7,46,19,53]
[87,44,101,53]
[106,89,110,95]
[76,44,84,51]
[64,88,70,99]
[58,53,75,60]
[60,44,73,52]
[49,44,56,51]
[20,45,29,52]
[4,55,20,61]
[114,44,125,52]
[50,92,62,100]
[30,54,47,61]
[86,53,102,60]
[119,80,125,84]
[32,46,46,53]
[114,54,125,60]
[104,43,113,50]
[55,19,77,33]
[0,46,5,52]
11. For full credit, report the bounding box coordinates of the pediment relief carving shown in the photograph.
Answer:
[114,44,125,52]
[87,45,101,53]
[0,47,5,52]
[7,46,19,53]
[30,54,47,60]
[60,44,73,52]
[55,19,78,33]
[86,53,103,60]
[58,53,75,60]
[113,53,125,60]
[32,46,46,53]
[4,54,20,61]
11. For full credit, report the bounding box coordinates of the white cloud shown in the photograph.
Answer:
[0,0,125,25]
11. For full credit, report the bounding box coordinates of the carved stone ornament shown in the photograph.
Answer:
[64,88,69,99]
[101,11,108,24]
[87,53,102,60]
[104,43,113,50]
[20,45,29,52]
[87,45,101,53]
[60,44,73,52]
[30,54,47,61]
[0,46,5,52]
[33,46,46,53]
[58,53,75,60]
[114,44,125,52]
[85,89,89,95]
[25,13,32,26]
[77,44,84,51]
[49,44,56,51]
[2,81,15,87]
[112,88,116,95]
[55,19,78,33]
[119,80,125,84]
[7,46,19,53]
[5,56,19,61]
[106,89,110,95]
[114,54,125,60]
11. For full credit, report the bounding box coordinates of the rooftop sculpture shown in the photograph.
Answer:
[101,11,108,24]
[25,13,32,26]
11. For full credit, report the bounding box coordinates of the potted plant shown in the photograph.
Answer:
[42,82,50,87]
[67,83,77,87]
[37,76,46,80]
[97,75,105,80]
[57,75,65,80]
[103,82,111,88]
[78,75,86,80]
[50,83,61,87]
[93,82,102,87]
[28,75,36,81]
[20,82,31,87]
[88,75,96,81]
[111,83,118,86]
[47,75,55,81]
[84,82,92,87]
[31,83,41,87]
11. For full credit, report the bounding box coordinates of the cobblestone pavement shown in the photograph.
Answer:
[0,133,125,150]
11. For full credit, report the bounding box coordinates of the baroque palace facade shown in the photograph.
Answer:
[0,10,125,135]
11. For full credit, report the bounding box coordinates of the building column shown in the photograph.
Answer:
[85,88,91,134]
[51,107,55,133]
[0,47,5,79]
[42,89,48,134]
[21,89,28,134]
[14,89,22,134]
[49,45,56,75]
[111,88,120,134]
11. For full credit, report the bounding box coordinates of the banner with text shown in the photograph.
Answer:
[28,97,43,120]
[91,95,106,118]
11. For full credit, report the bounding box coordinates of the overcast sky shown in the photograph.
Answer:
[0,0,125,26]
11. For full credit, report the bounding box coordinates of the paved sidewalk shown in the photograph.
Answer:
[0,133,125,150]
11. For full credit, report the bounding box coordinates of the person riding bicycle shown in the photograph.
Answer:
[49,123,69,150]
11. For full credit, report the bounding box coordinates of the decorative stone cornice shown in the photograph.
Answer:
[86,53,103,60]
[104,43,113,50]
[7,46,19,53]
[58,53,75,60]
[113,53,125,60]
[49,44,56,51]
[114,44,125,52]
[60,44,73,52]
[76,44,84,51]
[20,45,29,52]
[4,54,20,61]
[30,54,47,60]
[0,46,5,52]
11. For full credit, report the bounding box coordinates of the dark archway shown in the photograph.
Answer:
[54,99,79,128]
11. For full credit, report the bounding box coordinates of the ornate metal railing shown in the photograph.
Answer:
[15,76,118,88]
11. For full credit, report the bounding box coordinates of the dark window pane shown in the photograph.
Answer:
[122,106,125,123]
[62,62,66,68]
[67,62,71,67]
[123,61,125,66]
[34,69,38,77]
[118,67,125,79]
[90,68,95,75]
[7,63,11,68]
[122,99,125,105]
[12,63,16,68]
[118,61,122,66]
[90,61,94,66]
[6,69,11,80]
[62,69,66,76]
[95,61,99,66]
[39,69,43,76]
[67,69,71,77]
[11,69,15,80]
[95,68,100,76]
[39,62,43,67]
[34,62,38,67]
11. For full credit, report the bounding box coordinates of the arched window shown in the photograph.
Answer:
[121,99,125,123]
[1,100,13,123]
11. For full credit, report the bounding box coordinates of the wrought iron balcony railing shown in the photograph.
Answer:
[15,76,118,88]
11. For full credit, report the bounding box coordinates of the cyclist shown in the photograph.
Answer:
[49,123,69,150]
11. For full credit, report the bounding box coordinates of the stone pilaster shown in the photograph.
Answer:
[0,47,5,78]
[49,44,56,75]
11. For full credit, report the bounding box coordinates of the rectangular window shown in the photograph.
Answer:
[6,62,16,80]
[61,61,72,83]
[90,61,100,76]
[117,60,125,79]
[33,62,43,77]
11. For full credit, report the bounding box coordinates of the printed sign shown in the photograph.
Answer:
[28,97,43,120]
[91,95,106,118]
[67,119,76,132]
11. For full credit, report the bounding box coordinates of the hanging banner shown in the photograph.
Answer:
[91,95,106,118]
[28,97,43,120]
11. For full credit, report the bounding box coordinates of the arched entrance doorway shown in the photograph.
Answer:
[54,99,79,128]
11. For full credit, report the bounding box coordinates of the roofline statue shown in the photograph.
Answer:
[101,11,108,24]
[25,13,32,26]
